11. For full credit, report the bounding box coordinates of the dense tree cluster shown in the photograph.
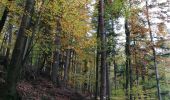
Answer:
[0,0,170,100]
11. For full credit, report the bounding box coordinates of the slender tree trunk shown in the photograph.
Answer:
[5,22,12,59]
[95,48,99,99]
[106,63,110,100]
[113,59,117,89]
[98,0,107,99]
[125,20,129,99]
[22,15,41,64]
[0,0,13,33]
[95,4,101,99]
[133,39,139,85]
[146,1,162,100]
[67,49,72,84]
[3,20,13,69]
[0,7,8,33]
[5,0,35,99]
[51,34,61,86]
[0,32,8,55]
[111,19,118,91]
[83,59,88,93]
[51,17,61,86]
[51,46,60,85]
[63,49,70,87]
[125,19,132,100]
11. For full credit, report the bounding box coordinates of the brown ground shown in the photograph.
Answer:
[16,78,90,100]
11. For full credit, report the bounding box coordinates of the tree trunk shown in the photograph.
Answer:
[51,18,61,86]
[125,19,132,100]
[98,0,107,99]
[63,49,70,86]
[22,11,42,64]
[95,5,101,99]
[0,31,8,55]
[0,0,13,33]
[106,63,110,100]
[95,49,100,99]
[5,0,35,99]
[113,59,117,89]
[146,1,162,100]
[83,59,88,93]
[51,47,60,86]
[0,7,8,34]
[5,22,12,59]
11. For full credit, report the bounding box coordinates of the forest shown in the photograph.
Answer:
[0,0,170,100]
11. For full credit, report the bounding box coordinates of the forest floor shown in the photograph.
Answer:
[16,77,91,100]
[0,65,92,100]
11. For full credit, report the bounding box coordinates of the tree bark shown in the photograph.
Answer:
[106,63,110,100]
[98,0,107,100]
[5,22,12,59]
[125,19,132,100]
[63,49,70,86]
[95,5,101,99]
[5,0,35,99]
[51,47,60,86]
[113,59,117,89]
[95,50,100,100]
[0,7,8,34]
[0,0,13,34]
[146,1,162,100]
[111,18,117,90]
[51,18,61,86]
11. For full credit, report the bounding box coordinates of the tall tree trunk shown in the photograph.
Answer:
[125,19,132,100]
[95,10,100,100]
[106,63,110,100]
[66,49,72,84]
[95,47,100,99]
[113,59,117,89]
[51,18,61,86]
[22,12,42,64]
[83,59,88,93]
[63,49,70,87]
[4,19,13,69]
[51,35,61,85]
[0,31,8,55]
[51,45,60,86]
[133,38,139,85]
[0,0,13,33]
[98,0,107,99]
[5,22,12,60]
[111,18,117,90]
[5,0,35,99]
[146,1,162,100]
[0,7,8,33]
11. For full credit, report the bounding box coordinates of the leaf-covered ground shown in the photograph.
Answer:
[16,77,90,100]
